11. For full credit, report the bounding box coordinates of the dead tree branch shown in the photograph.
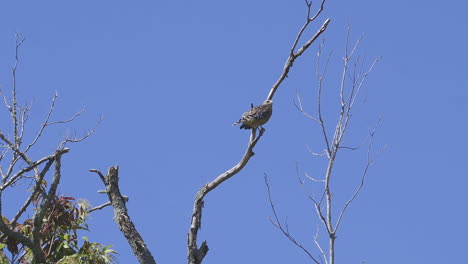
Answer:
[267,25,381,264]
[264,174,320,264]
[88,196,129,213]
[10,158,54,225]
[188,129,264,264]
[188,2,330,263]
[267,0,330,101]
[313,27,381,264]
[334,119,381,232]
[91,167,156,264]
[0,37,100,263]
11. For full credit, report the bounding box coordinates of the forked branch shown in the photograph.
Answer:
[267,25,381,264]
[188,2,330,263]
[267,15,330,101]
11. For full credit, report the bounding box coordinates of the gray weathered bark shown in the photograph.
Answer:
[91,166,157,264]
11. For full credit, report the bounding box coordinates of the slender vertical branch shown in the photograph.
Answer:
[12,34,25,152]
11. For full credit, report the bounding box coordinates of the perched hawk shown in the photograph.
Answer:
[233,100,273,129]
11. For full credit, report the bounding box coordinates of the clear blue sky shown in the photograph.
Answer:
[0,1,467,263]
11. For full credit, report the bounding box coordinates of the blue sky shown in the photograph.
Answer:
[0,0,467,263]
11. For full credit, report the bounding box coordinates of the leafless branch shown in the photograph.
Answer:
[1,152,56,190]
[0,90,10,110]
[18,103,31,142]
[10,158,54,226]
[290,0,326,56]
[48,106,85,125]
[316,41,333,155]
[188,128,265,264]
[187,2,329,263]
[294,90,320,123]
[11,34,25,153]
[264,174,320,263]
[283,23,382,264]
[266,0,330,101]
[91,167,156,264]
[0,132,34,166]
[314,226,328,264]
[58,115,102,148]
[349,56,381,110]
[90,169,106,182]
[88,196,129,213]
[23,92,58,153]
[304,172,325,182]
[334,119,380,232]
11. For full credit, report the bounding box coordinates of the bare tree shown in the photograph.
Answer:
[0,35,107,263]
[187,1,330,264]
[265,26,382,264]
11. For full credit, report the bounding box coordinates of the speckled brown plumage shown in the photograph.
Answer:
[233,100,273,129]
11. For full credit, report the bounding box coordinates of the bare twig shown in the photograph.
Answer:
[316,41,333,155]
[264,174,320,263]
[266,2,330,101]
[314,226,328,264]
[290,0,326,55]
[23,92,58,153]
[59,115,102,148]
[1,152,56,190]
[294,90,320,123]
[334,118,381,232]
[0,131,34,166]
[88,196,129,213]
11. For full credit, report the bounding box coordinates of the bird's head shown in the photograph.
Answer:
[264,99,273,105]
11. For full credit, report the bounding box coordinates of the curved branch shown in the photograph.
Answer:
[188,129,265,264]
[187,3,330,263]
[264,174,320,264]
[267,18,330,101]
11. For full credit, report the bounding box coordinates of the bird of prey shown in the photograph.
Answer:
[233,99,273,130]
